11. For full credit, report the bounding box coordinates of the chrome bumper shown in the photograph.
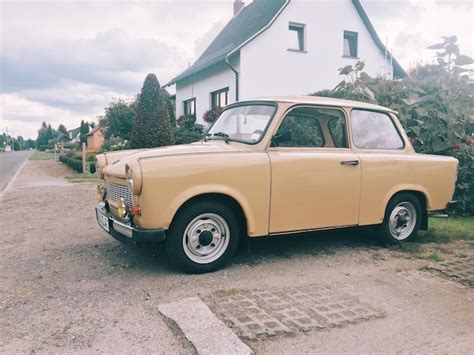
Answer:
[95,202,166,244]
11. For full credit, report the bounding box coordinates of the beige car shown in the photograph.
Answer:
[95,96,458,273]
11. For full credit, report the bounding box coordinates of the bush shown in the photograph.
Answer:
[174,115,204,145]
[59,154,97,174]
[38,144,54,151]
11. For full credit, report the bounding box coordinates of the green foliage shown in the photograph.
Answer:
[162,88,176,127]
[59,154,84,173]
[79,120,89,144]
[36,121,57,147]
[59,154,96,174]
[203,107,223,124]
[100,99,135,140]
[174,115,204,145]
[100,136,130,152]
[131,74,174,148]
[310,39,473,216]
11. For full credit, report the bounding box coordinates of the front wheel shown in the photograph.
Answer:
[379,193,422,244]
[165,201,240,273]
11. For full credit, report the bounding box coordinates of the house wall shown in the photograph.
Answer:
[175,56,240,124]
[239,0,393,99]
[87,131,104,151]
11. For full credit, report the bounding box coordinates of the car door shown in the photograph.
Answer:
[267,105,361,234]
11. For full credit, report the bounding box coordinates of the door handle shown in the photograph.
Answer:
[341,160,360,166]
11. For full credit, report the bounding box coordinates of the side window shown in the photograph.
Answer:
[350,110,404,149]
[273,107,325,147]
[328,117,348,148]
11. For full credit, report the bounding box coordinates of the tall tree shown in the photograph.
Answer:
[36,122,49,147]
[131,74,174,148]
[100,99,135,140]
[79,120,89,144]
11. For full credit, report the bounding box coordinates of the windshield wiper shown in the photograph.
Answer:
[208,132,230,144]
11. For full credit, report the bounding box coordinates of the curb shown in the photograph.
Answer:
[0,157,30,199]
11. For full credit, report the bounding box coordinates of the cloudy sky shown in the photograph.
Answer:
[1,0,472,139]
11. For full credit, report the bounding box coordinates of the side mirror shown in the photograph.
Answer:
[272,129,292,146]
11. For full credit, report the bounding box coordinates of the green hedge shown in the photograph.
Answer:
[60,154,96,174]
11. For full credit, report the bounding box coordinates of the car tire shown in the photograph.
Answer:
[379,192,422,245]
[165,200,240,274]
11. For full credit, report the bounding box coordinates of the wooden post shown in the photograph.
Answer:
[82,142,86,177]
[54,143,57,161]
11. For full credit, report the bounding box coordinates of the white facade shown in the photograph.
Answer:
[173,0,394,125]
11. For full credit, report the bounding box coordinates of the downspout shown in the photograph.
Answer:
[225,56,239,102]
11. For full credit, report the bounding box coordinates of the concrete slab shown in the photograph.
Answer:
[158,297,252,355]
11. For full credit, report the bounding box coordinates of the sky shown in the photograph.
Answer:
[1,0,473,139]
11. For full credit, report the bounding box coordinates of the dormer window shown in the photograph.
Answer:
[343,31,358,58]
[288,23,306,52]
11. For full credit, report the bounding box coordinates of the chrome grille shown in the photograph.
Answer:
[107,182,132,207]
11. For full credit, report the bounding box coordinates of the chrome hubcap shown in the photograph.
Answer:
[389,202,417,240]
[182,213,230,264]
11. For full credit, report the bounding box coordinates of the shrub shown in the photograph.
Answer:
[202,107,223,124]
[59,154,97,174]
[38,144,54,151]
[131,73,174,148]
[174,115,204,145]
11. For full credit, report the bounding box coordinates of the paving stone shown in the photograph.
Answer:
[428,256,474,287]
[158,297,252,355]
[204,284,384,340]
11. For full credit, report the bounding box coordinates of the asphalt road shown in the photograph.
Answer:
[0,150,33,191]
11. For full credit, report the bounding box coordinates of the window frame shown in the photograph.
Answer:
[327,116,349,149]
[210,87,229,109]
[206,101,278,146]
[349,108,406,150]
[288,22,306,52]
[270,105,351,150]
[343,31,358,58]
[183,98,196,117]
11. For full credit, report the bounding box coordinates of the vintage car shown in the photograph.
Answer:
[95,96,458,273]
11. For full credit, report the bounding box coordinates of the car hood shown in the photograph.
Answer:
[103,140,249,177]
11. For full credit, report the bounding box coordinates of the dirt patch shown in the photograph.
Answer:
[1,160,473,353]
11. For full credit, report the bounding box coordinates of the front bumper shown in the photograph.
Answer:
[95,202,166,244]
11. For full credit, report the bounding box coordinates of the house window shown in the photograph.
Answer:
[211,88,228,109]
[343,31,358,58]
[289,23,305,52]
[183,98,196,117]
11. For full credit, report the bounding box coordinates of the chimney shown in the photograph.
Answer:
[233,0,245,16]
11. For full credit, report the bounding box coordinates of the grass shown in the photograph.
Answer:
[393,217,473,261]
[417,217,474,244]
[425,249,445,262]
[29,151,57,160]
[65,171,100,183]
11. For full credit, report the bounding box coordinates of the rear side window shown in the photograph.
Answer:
[350,110,404,149]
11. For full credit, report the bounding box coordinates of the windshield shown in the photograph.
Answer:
[207,104,276,144]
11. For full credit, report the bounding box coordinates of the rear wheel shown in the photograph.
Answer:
[379,193,422,244]
[165,201,240,273]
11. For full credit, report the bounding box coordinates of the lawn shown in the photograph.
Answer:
[420,217,474,243]
[29,151,57,161]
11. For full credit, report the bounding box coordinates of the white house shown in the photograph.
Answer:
[166,0,406,124]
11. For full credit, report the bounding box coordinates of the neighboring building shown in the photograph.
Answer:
[166,0,405,124]
[86,126,104,151]
[67,126,82,142]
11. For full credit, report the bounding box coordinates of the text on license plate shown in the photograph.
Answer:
[96,209,110,232]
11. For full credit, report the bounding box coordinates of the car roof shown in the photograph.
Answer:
[252,96,397,114]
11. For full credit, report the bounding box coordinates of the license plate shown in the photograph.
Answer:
[96,208,110,233]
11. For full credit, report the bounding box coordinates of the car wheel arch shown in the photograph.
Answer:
[385,189,428,231]
[169,193,249,237]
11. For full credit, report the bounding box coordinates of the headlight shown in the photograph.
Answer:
[117,197,129,220]
[125,162,142,195]
[126,168,134,192]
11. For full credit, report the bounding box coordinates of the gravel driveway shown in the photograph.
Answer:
[1,160,473,354]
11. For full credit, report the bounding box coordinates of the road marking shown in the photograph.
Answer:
[158,297,252,355]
